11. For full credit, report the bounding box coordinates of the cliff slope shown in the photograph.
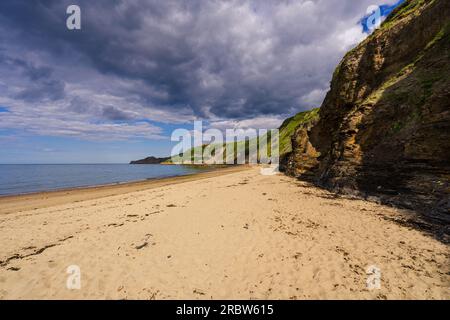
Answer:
[282,0,450,239]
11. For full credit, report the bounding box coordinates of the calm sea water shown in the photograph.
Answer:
[0,164,208,196]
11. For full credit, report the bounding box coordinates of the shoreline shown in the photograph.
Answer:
[0,163,230,198]
[0,165,250,215]
[0,166,214,198]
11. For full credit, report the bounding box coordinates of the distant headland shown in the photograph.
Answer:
[130,156,171,164]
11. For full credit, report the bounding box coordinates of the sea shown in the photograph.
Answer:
[0,164,208,196]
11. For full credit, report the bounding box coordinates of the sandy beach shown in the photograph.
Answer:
[0,166,448,300]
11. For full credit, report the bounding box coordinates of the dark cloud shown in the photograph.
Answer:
[0,0,400,139]
[67,97,90,114]
[101,106,134,121]
[16,79,65,102]
[0,54,66,102]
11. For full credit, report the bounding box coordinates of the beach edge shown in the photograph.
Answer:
[0,165,251,215]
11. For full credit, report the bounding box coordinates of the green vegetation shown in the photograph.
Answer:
[278,108,320,155]
[381,0,434,30]
[363,62,416,105]
[171,108,320,164]
[424,24,446,50]
[382,21,448,108]
[382,21,448,137]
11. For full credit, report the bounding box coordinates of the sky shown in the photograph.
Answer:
[0,0,404,164]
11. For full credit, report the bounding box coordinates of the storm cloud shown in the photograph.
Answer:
[0,0,400,140]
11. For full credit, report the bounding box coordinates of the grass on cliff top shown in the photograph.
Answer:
[170,108,320,164]
[381,0,435,30]
[278,108,320,155]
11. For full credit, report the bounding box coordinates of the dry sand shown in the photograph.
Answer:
[0,166,448,299]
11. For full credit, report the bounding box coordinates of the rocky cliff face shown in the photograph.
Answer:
[282,0,450,234]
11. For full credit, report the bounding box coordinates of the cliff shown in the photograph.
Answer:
[278,108,320,156]
[281,0,450,238]
[170,108,319,164]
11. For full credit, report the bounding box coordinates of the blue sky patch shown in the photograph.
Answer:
[360,0,406,33]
